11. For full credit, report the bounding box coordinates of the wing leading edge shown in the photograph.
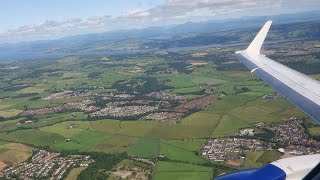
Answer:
[235,21,320,123]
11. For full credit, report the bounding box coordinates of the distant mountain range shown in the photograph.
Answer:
[1,11,320,61]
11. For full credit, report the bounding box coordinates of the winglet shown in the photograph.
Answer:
[246,21,272,56]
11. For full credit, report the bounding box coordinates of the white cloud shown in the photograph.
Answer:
[121,10,151,18]
[1,0,320,42]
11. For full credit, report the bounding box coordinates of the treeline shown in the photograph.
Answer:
[168,61,193,74]
[87,113,148,121]
[0,115,21,122]
[13,93,39,98]
[2,85,30,92]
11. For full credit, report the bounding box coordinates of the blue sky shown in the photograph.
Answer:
[0,0,164,30]
[0,0,319,42]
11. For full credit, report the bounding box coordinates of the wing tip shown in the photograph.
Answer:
[246,20,272,56]
[266,20,273,25]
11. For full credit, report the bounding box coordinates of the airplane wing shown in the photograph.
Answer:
[215,154,320,180]
[235,21,320,123]
[216,21,320,180]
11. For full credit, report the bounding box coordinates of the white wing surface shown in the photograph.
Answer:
[235,21,320,123]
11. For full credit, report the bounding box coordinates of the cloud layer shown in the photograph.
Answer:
[1,0,319,42]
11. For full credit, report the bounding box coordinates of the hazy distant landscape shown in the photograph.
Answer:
[0,12,320,180]
[1,11,320,61]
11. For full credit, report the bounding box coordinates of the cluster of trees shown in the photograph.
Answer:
[145,66,167,74]
[254,128,276,142]
[168,61,193,74]
[87,71,102,79]
[93,96,108,108]
[77,152,127,180]
[111,77,170,94]
[233,86,250,95]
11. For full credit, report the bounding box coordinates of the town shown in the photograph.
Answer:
[0,150,93,180]
[262,118,320,149]
[202,138,272,162]
[201,118,320,165]
[19,90,216,123]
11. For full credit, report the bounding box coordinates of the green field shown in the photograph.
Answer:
[154,172,213,180]
[242,151,280,168]
[160,141,207,164]
[148,112,221,139]
[243,151,265,168]
[127,138,160,158]
[0,142,33,166]
[161,139,205,152]
[154,161,213,180]
[90,120,160,137]
[309,127,320,136]
[116,121,160,137]
[211,115,249,137]
[169,86,202,94]
[17,85,45,94]
[90,120,121,134]
[0,129,65,147]
[95,134,138,153]
[66,167,87,180]
[0,109,22,118]
[256,151,280,165]
[40,121,90,138]
[229,105,283,123]
[205,94,258,114]
[51,130,111,152]
[158,139,206,164]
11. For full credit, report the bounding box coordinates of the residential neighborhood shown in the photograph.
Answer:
[201,138,272,162]
[262,118,320,148]
[20,90,215,122]
[43,90,90,100]
[234,128,255,137]
[89,105,158,118]
[0,150,93,180]
[202,118,320,164]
